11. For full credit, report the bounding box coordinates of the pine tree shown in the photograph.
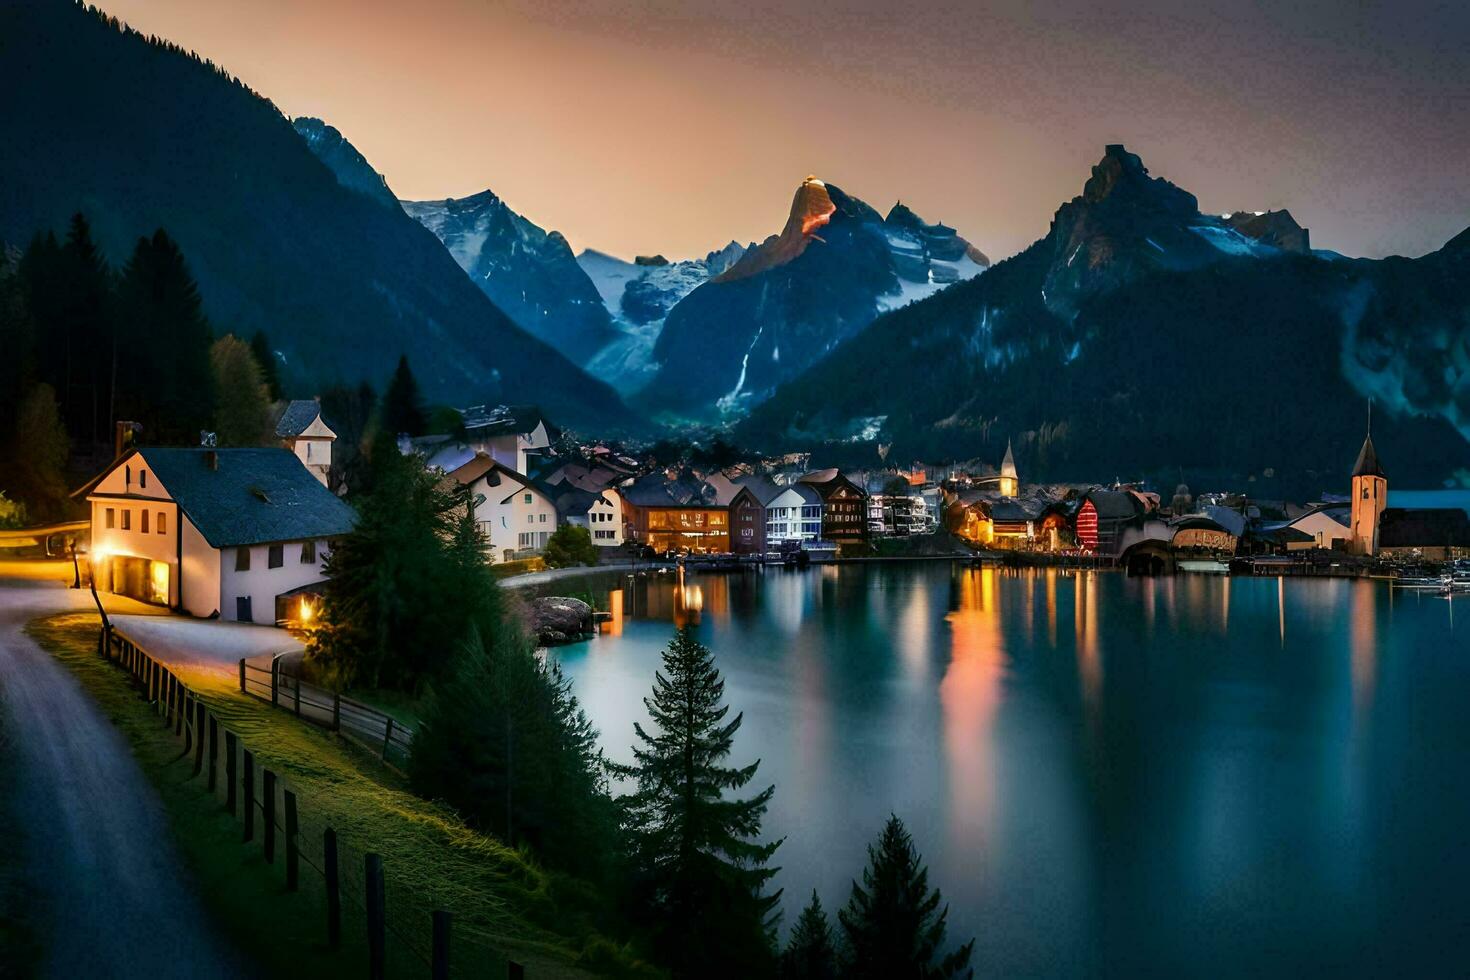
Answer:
[250,329,283,401]
[3,383,71,521]
[612,626,782,978]
[116,230,215,442]
[781,891,841,980]
[838,815,974,980]
[319,381,376,495]
[382,354,426,438]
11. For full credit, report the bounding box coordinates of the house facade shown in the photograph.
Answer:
[797,469,867,545]
[765,484,823,544]
[450,454,559,562]
[275,399,336,487]
[555,487,625,548]
[78,447,355,623]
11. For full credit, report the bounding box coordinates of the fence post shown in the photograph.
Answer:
[284,791,299,891]
[332,692,341,731]
[225,731,238,815]
[193,702,206,776]
[263,769,277,863]
[238,658,246,694]
[382,718,394,761]
[432,910,451,980]
[366,853,386,980]
[242,750,255,843]
[324,828,341,948]
[181,692,193,755]
[175,680,185,736]
[208,717,219,792]
[270,656,279,707]
[293,674,302,718]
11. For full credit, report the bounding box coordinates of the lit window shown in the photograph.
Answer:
[268,544,284,568]
[105,508,115,529]
[236,547,250,572]
[157,512,166,535]
[141,510,150,534]
[121,510,131,531]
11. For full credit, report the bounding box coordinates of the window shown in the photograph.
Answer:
[528,515,535,525]
[139,470,147,489]
[268,544,284,569]
[524,493,533,504]
[157,512,166,535]
[140,510,149,534]
[105,508,115,529]
[235,547,250,572]
[125,465,131,487]
[1362,486,1370,500]
[301,540,317,563]
[236,596,253,623]
[538,513,547,524]
[121,509,131,531]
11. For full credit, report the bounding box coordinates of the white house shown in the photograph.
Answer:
[461,405,557,476]
[554,487,625,548]
[275,400,336,487]
[77,447,356,623]
[1285,506,1352,550]
[450,453,560,562]
[764,484,824,543]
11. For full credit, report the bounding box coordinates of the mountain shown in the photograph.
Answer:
[0,0,631,430]
[638,176,989,419]
[577,243,747,395]
[291,117,401,211]
[738,145,1470,497]
[401,191,616,353]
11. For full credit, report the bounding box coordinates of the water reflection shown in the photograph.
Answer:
[549,564,1470,977]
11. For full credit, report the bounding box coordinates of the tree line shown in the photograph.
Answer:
[306,444,976,977]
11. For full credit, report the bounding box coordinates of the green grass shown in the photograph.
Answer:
[28,612,659,980]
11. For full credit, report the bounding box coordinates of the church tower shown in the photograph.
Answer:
[1350,426,1387,556]
[998,439,1019,498]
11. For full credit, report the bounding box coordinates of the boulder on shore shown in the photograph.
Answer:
[529,596,594,646]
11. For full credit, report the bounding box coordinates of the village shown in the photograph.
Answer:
[43,394,1469,631]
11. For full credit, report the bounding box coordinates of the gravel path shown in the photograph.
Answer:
[0,580,249,978]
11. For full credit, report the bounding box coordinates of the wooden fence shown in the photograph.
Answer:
[102,626,530,979]
[238,654,414,770]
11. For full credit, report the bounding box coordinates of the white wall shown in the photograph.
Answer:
[180,516,221,618]
[765,488,822,543]
[217,538,331,623]
[470,476,559,562]
[88,455,181,606]
[585,490,624,547]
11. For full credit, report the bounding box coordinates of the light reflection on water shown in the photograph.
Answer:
[547,564,1467,977]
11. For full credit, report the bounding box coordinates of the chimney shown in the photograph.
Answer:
[114,420,141,458]
[200,430,218,470]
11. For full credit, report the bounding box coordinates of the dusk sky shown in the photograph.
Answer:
[100,0,1469,262]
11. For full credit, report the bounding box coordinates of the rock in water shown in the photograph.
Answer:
[529,596,594,646]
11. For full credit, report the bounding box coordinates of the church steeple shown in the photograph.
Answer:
[1349,402,1387,556]
[998,439,1018,498]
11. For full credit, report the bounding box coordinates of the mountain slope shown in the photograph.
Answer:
[292,117,401,211]
[0,0,631,430]
[576,244,746,396]
[738,146,1470,496]
[640,176,989,419]
[401,191,617,354]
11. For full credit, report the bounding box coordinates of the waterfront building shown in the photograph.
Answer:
[450,453,560,562]
[620,475,730,553]
[797,469,868,545]
[998,440,1019,498]
[1350,432,1387,555]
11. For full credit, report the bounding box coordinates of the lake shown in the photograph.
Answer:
[545,562,1468,976]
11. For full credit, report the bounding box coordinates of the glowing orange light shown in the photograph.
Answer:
[300,597,316,624]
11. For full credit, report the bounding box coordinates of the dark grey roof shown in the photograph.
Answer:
[1085,490,1143,520]
[140,448,356,548]
[275,399,324,438]
[1352,434,1385,478]
[989,499,1038,522]
[735,476,785,506]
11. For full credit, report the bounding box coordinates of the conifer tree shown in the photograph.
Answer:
[116,230,215,441]
[382,354,426,438]
[781,891,841,980]
[838,815,974,980]
[612,626,782,979]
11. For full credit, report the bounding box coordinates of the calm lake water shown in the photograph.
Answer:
[545,562,1468,976]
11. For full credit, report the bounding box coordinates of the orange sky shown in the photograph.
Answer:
[95,0,1470,262]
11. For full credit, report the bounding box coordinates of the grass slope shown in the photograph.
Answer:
[29,611,653,979]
